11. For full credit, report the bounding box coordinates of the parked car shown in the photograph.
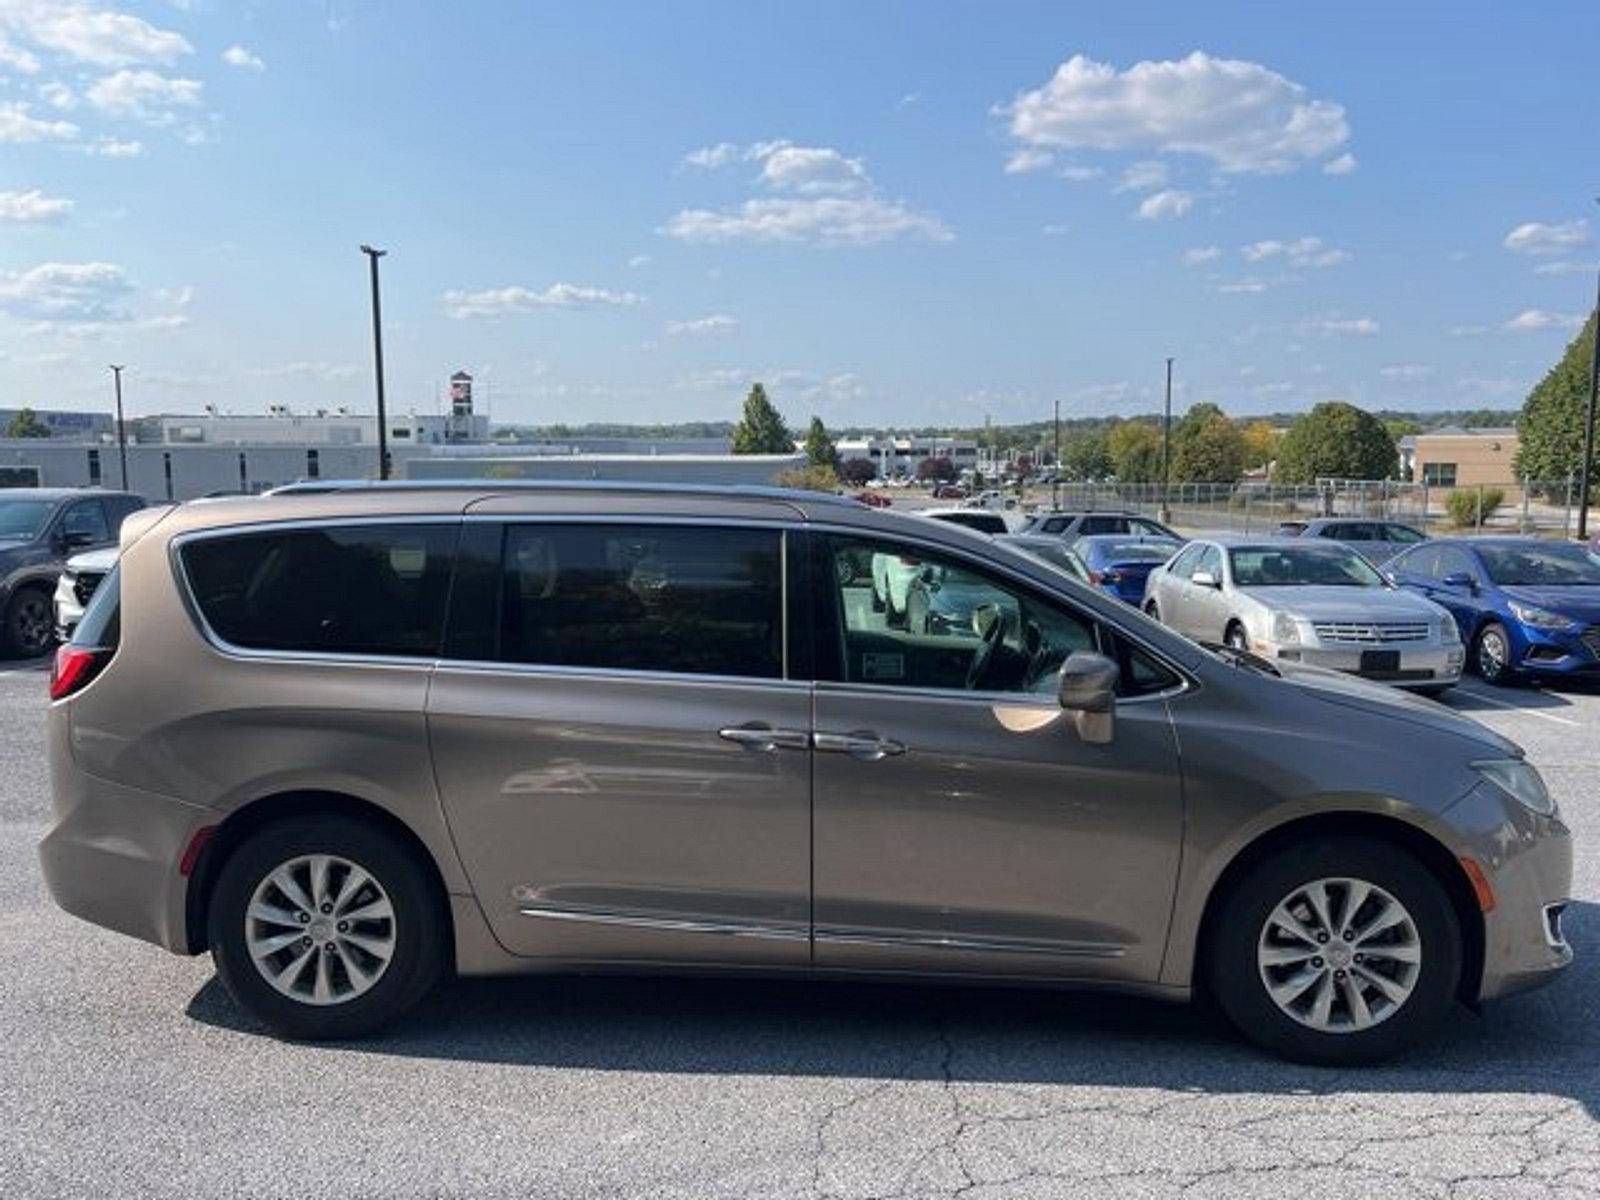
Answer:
[967,489,1017,512]
[1383,537,1600,686]
[1073,535,1183,606]
[0,488,144,657]
[854,490,891,509]
[54,545,119,641]
[993,533,1091,584]
[41,483,1570,1064]
[1143,536,1463,695]
[919,507,1008,534]
[1019,510,1181,542]
[1286,518,1428,565]
[931,484,968,500]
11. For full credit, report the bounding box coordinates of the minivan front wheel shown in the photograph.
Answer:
[207,815,447,1040]
[1206,837,1460,1065]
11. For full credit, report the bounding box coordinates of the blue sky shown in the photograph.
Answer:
[3,1,1599,429]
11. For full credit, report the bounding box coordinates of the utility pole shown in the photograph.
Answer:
[360,245,390,480]
[108,363,128,488]
[1160,356,1174,522]
[1579,229,1600,540]
[1052,399,1061,510]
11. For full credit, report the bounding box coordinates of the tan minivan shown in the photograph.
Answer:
[40,484,1572,1064]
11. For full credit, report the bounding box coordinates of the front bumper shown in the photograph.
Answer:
[52,575,85,640]
[1513,623,1600,678]
[1264,640,1465,688]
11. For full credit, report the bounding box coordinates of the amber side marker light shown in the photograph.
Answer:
[1459,856,1498,914]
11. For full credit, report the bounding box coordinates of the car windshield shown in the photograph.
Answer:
[1098,541,1178,562]
[1228,544,1385,587]
[1478,544,1600,586]
[0,499,52,540]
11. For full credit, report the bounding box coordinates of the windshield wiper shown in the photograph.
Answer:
[1201,641,1281,677]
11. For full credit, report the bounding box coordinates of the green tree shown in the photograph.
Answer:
[4,407,50,438]
[839,457,877,486]
[802,415,838,469]
[1241,420,1278,471]
[1171,403,1247,483]
[1059,429,1112,481]
[1275,402,1398,483]
[1107,421,1164,483]
[1514,312,1596,484]
[730,383,795,454]
[915,455,957,483]
[774,464,839,492]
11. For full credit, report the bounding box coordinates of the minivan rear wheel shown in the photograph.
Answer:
[1206,836,1460,1065]
[207,814,447,1040]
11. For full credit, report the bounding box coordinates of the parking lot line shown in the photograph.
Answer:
[1451,683,1581,727]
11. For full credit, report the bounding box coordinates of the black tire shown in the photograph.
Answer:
[1205,836,1461,1066]
[1144,600,1161,621]
[207,814,448,1040]
[1224,622,1250,652]
[1,585,56,658]
[1472,621,1517,687]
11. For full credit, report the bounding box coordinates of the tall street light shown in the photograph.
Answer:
[108,363,128,488]
[1579,202,1600,541]
[359,245,390,481]
[1160,356,1175,522]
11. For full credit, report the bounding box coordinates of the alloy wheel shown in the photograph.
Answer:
[1257,876,1422,1033]
[245,853,397,1006]
[11,594,52,655]
[1477,628,1508,680]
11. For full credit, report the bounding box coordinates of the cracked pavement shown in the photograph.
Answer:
[1,662,1596,1198]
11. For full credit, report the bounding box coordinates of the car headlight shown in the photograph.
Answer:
[1437,610,1461,644]
[1271,611,1301,646]
[1507,600,1572,631]
[1473,758,1558,817]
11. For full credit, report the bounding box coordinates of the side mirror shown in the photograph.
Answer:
[1441,571,1475,591]
[1058,651,1119,745]
[1191,570,1219,589]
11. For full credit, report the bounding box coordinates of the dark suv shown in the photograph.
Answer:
[0,488,144,657]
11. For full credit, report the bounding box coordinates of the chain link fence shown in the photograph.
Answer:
[1040,477,1592,538]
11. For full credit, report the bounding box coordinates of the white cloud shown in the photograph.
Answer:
[665,314,738,336]
[0,1,192,67]
[0,260,131,322]
[1003,147,1053,175]
[220,44,263,71]
[1113,159,1168,193]
[86,68,201,122]
[759,144,868,195]
[1241,236,1350,267]
[1503,220,1590,256]
[1041,223,1070,236]
[38,78,74,107]
[1216,278,1268,294]
[87,134,140,156]
[1322,152,1357,175]
[251,361,363,382]
[1379,364,1434,381]
[1307,317,1379,336]
[0,187,71,221]
[1056,163,1104,182]
[1134,189,1192,220]
[665,195,951,246]
[442,282,645,319]
[0,99,75,140]
[626,254,653,268]
[1000,51,1351,174]
[0,35,38,71]
[1532,260,1598,277]
[152,283,192,307]
[1181,245,1221,266]
[1503,308,1583,332]
[682,141,739,169]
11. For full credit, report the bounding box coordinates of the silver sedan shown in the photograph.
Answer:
[1143,536,1465,694]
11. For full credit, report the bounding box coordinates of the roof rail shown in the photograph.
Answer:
[264,477,862,508]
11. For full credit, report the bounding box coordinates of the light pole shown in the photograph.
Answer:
[359,245,390,481]
[1052,398,1061,510]
[1160,356,1174,521]
[1579,211,1600,540]
[108,363,128,488]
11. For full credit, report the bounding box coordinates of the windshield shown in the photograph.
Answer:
[1228,544,1385,588]
[1006,541,1089,582]
[1478,543,1600,586]
[1098,541,1179,563]
[0,499,52,540]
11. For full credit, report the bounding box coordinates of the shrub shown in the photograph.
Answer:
[774,465,839,492]
[1445,486,1504,528]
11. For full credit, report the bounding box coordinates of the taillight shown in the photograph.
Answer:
[1089,569,1122,585]
[49,645,110,701]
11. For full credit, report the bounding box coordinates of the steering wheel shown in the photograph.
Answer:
[1017,619,1049,690]
[965,608,1007,691]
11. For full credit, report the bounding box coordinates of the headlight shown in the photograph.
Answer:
[1473,758,1558,817]
[1270,611,1301,646]
[1507,600,1572,631]
[1438,610,1461,644]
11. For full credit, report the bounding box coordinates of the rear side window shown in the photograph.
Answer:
[181,523,457,656]
[497,523,782,679]
[70,563,120,649]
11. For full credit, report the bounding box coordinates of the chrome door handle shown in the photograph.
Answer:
[813,731,906,761]
[718,725,810,752]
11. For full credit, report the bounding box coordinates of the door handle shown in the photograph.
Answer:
[718,724,810,752]
[813,730,906,761]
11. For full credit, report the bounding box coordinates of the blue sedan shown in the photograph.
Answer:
[1384,537,1600,685]
[1072,534,1183,605]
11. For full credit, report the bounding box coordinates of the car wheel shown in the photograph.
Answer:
[1,586,55,658]
[207,814,447,1040]
[1225,622,1250,652]
[1206,836,1460,1065]
[1473,621,1517,686]
[1144,600,1161,621]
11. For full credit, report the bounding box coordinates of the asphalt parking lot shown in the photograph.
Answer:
[2,657,1598,1199]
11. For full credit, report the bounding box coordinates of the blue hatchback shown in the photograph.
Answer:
[1072,534,1183,605]
[1384,537,1600,685]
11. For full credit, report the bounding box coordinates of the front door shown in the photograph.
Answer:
[809,531,1184,983]
[428,520,811,966]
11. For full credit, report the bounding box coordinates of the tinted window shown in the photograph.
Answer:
[1384,524,1426,544]
[1079,515,1126,535]
[1434,547,1478,581]
[182,523,456,656]
[60,500,110,544]
[1166,543,1205,579]
[1478,543,1600,585]
[1228,544,1384,587]
[498,524,782,679]
[1127,518,1172,537]
[1040,517,1070,534]
[0,499,52,539]
[1394,545,1440,578]
[1193,545,1222,579]
[929,511,1006,533]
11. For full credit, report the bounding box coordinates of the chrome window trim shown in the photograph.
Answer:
[434,658,810,693]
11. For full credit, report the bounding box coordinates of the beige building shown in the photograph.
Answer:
[1408,426,1521,492]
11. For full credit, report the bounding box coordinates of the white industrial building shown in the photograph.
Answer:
[835,435,978,478]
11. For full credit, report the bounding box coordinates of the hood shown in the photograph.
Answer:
[1500,585,1600,624]
[1274,661,1522,757]
[65,546,120,572]
[1237,585,1435,621]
